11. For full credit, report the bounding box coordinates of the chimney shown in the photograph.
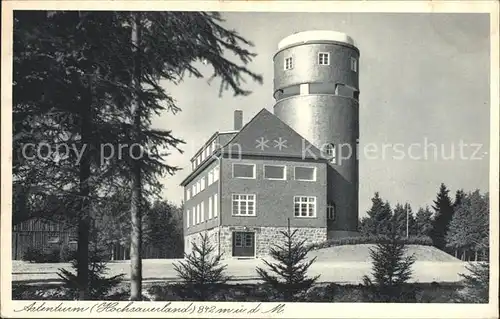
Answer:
[234,110,243,131]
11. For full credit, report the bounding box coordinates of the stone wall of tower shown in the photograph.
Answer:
[273,33,360,234]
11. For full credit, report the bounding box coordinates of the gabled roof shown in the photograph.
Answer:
[221,108,324,159]
[180,108,325,186]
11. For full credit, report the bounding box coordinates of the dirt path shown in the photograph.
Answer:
[12,259,468,285]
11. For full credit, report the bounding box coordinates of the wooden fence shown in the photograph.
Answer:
[12,218,182,260]
[12,219,76,260]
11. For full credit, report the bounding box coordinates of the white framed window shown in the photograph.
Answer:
[196,156,201,166]
[214,193,218,217]
[201,151,205,162]
[186,188,191,201]
[200,201,205,222]
[327,202,336,220]
[318,52,330,65]
[350,57,357,72]
[294,166,316,181]
[264,165,286,180]
[232,194,256,216]
[200,177,206,191]
[232,163,255,179]
[208,170,214,185]
[213,166,220,182]
[284,57,293,70]
[294,196,317,217]
[192,161,195,170]
[196,204,201,224]
[208,196,213,219]
[194,205,198,224]
[186,209,190,228]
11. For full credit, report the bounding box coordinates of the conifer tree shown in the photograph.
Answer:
[405,203,417,236]
[392,203,416,237]
[143,200,184,258]
[360,192,393,235]
[454,189,466,208]
[446,190,489,261]
[456,262,489,303]
[362,226,416,302]
[58,235,125,300]
[173,233,230,301]
[256,219,320,301]
[430,183,454,250]
[415,206,433,237]
[392,203,407,237]
[14,11,262,300]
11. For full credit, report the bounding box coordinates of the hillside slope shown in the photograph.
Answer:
[308,244,460,263]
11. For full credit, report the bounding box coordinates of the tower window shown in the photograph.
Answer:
[350,57,357,72]
[284,57,293,70]
[327,202,336,220]
[324,143,336,164]
[318,52,330,65]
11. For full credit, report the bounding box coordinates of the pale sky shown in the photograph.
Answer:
[152,12,490,217]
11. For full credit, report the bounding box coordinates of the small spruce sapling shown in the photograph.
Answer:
[58,241,124,300]
[173,232,230,301]
[362,226,416,302]
[256,219,320,301]
[456,262,489,303]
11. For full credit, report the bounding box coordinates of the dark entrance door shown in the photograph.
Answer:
[232,232,255,257]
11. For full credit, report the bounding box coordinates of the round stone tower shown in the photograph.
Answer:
[273,30,360,237]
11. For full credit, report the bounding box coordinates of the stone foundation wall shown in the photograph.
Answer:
[219,226,233,259]
[184,227,219,256]
[256,227,327,256]
[186,226,327,259]
[218,226,327,259]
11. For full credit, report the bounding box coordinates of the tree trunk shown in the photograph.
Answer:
[129,12,143,301]
[474,250,478,261]
[76,73,94,300]
[77,105,90,300]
